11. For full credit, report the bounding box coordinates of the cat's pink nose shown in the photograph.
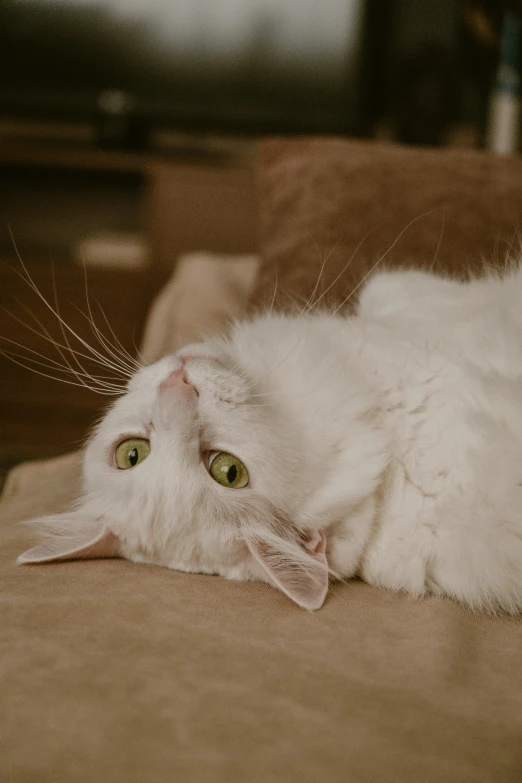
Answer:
[160,360,195,393]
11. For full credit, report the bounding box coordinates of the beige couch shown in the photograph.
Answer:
[1,139,522,783]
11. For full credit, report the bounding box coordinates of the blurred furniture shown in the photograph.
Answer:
[0,140,258,269]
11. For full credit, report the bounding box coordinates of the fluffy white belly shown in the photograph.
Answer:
[358,329,522,601]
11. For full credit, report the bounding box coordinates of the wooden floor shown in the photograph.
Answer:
[0,253,163,486]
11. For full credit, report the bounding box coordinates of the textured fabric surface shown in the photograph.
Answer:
[252,137,522,310]
[2,143,522,782]
[2,500,522,783]
[140,252,259,364]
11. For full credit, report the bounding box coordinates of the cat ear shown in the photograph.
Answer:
[243,526,328,611]
[17,512,121,564]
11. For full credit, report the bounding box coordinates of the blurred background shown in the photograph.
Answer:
[1,1,518,149]
[0,0,520,478]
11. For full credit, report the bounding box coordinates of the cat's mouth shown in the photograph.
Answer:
[180,353,215,367]
[179,354,226,395]
[176,353,245,402]
[181,355,216,397]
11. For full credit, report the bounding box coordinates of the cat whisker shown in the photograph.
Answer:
[78,255,141,372]
[4,230,139,395]
[0,349,125,395]
[48,254,100,389]
[503,228,520,276]
[131,325,147,367]
[7,233,134,381]
[93,298,142,370]
[428,206,446,273]
[249,389,289,398]
[2,349,126,391]
[0,335,123,383]
[302,225,380,320]
[3,304,131,379]
[0,325,128,390]
[250,227,382,385]
[267,267,279,317]
[252,210,441,389]
[49,255,134,381]
[328,208,443,320]
[72,305,136,377]
[299,241,339,319]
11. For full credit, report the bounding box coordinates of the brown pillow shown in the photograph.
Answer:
[251,137,522,311]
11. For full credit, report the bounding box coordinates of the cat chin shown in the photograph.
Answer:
[128,548,310,599]
[132,553,261,584]
[119,541,256,580]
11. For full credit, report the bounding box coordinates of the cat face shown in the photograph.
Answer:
[18,342,330,610]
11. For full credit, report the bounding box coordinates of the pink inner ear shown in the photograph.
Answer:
[244,528,328,611]
[18,531,122,565]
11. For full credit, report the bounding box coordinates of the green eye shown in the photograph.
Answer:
[115,438,150,470]
[209,452,248,489]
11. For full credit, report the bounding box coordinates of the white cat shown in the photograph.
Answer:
[18,267,522,612]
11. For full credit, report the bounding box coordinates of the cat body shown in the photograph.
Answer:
[357,269,522,611]
[19,267,522,612]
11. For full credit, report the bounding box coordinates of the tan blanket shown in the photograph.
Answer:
[2,147,522,783]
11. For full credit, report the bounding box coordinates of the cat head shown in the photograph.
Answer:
[18,340,333,609]
[18,327,386,610]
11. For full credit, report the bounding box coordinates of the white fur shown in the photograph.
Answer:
[20,266,522,612]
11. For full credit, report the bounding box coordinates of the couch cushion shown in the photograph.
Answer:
[252,137,522,309]
[2,492,521,783]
